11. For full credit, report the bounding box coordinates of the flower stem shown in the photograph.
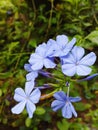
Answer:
[40,89,58,100]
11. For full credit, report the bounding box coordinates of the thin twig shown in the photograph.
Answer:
[45,0,54,40]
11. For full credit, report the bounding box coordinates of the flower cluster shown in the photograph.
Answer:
[11,35,97,119]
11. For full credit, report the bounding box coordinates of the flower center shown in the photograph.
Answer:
[26,96,29,100]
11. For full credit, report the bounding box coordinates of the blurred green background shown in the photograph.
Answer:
[0,0,98,130]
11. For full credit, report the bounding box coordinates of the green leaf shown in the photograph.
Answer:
[57,119,70,130]
[86,31,98,44]
[35,107,46,115]
[25,118,32,127]
[75,102,91,111]
[70,123,90,130]
[29,39,37,48]
[8,41,19,52]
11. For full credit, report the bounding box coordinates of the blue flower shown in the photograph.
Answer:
[61,46,97,76]
[24,64,39,81]
[24,63,52,81]
[11,81,41,118]
[48,35,76,57]
[29,43,56,70]
[77,73,98,82]
[51,91,81,119]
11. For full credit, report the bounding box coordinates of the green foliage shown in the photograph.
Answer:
[57,119,70,130]
[0,0,98,130]
[86,30,98,45]
[35,107,46,115]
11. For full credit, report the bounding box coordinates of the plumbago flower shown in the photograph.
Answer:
[24,63,39,81]
[24,63,52,81]
[51,91,81,119]
[11,34,97,119]
[61,46,96,76]
[29,42,56,71]
[48,35,76,57]
[11,81,41,118]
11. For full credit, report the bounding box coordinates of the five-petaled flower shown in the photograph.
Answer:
[11,81,41,118]
[24,63,52,82]
[11,34,97,119]
[48,35,76,57]
[61,46,96,76]
[51,91,81,119]
[29,42,56,70]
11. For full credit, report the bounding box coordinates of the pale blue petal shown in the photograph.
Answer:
[44,58,56,68]
[51,100,65,111]
[11,101,26,114]
[14,88,26,102]
[35,43,47,56]
[26,71,38,81]
[65,37,76,50]
[46,40,56,56]
[24,64,32,72]
[62,64,76,76]
[29,54,44,70]
[62,38,76,56]
[31,61,43,70]
[60,50,71,57]
[47,39,58,50]
[79,52,96,66]
[30,88,41,103]
[53,91,67,101]
[56,35,68,48]
[26,100,36,118]
[69,102,77,117]
[25,81,34,96]
[61,54,75,64]
[62,103,72,119]
[76,65,92,76]
[29,53,42,65]
[69,97,81,102]
[71,46,85,61]
[52,50,62,57]
[47,39,60,57]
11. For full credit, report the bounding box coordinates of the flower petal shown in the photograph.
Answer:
[35,43,46,56]
[31,61,43,70]
[11,101,26,114]
[56,35,68,48]
[69,97,81,102]
[76,65,92,76]
[62,64,76,76]
[30,88,41,103]
[26,71,38,81]
[14,88,26,102]
[62,103,72,119]
[26,100,36,118]
[79,52,96,66]
[29,54,44,70]
[24,64,32,72]
[44,58,56,68]
[61,53,75,64]
[25,81,34,96]
[53,91,67,101]
[71,46,85,61]
[65,37,76,51]
[69,102,77,117]
[46,40,56,56]
[29,53,42,64]
[51,100,65,111]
